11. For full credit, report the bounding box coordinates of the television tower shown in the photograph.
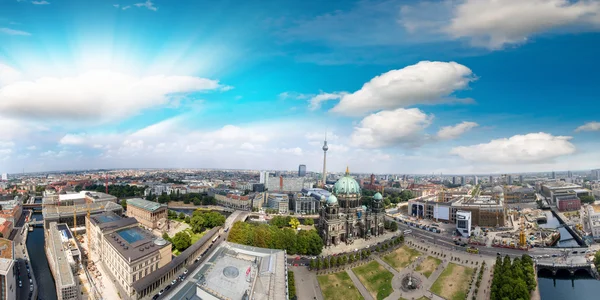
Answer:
[321,133,328,188]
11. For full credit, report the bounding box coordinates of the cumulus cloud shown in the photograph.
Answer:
[450,132,576,164]
[0,63,22,87]
[0,69,227,122]
[401,0,600,49]
[59,134,87,145]
[330,61,475,116]
[437,121,478,140]
[350,108,433,148]
[575,121,600,132]
[308,92,347,110]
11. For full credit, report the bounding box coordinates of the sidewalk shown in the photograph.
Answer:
[346,269,374,300]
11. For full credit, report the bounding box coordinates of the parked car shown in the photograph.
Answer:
[183,269,188,275]
[165,285,171,291]
[158,289,164,295]
[19,280,22,288]
[171,279,177,285]
[152,295,159,300]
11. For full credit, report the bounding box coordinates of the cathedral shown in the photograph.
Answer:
[317,167,386,246]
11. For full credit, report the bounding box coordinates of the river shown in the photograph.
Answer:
[537,210,600,299]
[27,213,58,300]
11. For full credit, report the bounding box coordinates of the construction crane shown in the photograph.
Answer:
[519,213,527,248]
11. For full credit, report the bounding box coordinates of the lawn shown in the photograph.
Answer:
[353,261,394,300]
[382,245,420,272]
[171,229,207,256]
[415,256,442,278]
[430,263,474,300]
[317,271,364,300]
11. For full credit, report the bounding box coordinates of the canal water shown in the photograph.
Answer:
[27,213,58,300]
[538,210,579,247]
[536,210,600,299]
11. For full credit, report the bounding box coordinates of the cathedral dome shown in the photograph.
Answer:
[373,192,383,201]
[333,166,361,195]
[326,194,338,206]
[492,186,504,194]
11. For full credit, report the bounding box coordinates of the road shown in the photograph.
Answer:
[12,210,34,300]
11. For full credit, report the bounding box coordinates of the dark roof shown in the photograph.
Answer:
[89,211,138,232]
[132,226,222,293]
[105,227,170,263]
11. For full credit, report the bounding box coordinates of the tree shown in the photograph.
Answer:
[120,199,127,210]
[580,195,596,204]
[390,221,398,232]
[178,212,186,220]
[289,218,300,229]
[192,197,201,206]
[184,216,191,223]
[162,232,171,242]
[304,218,314,226]
[172,231,191,251]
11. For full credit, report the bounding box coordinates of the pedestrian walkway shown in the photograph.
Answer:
[346,269,374,300]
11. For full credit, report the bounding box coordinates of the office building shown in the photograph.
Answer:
[540,182,591,204]
[0,174,6,181]
[298,165,306,177]
[252,183,265,193]
[489,176,493,184]
[456,211,471,237]
[461,176,466,186]
[556,195,581,212]
[292,193,318,214]
[568,171,573,178]
[452,177,457,185]
[317,168,385,246]
[267,193,289,214]
[266,176,315,192]
[0,238,15,300]
[586,205,600,240]
[508,175,513,185]
[259,171,268,185]
[473,176,478,185]
[126,198,168,230]
[46,222,81,300]
[551,171,556,179]
[210,189,251,210]
[519,175,524,183]
[86,212,172,299]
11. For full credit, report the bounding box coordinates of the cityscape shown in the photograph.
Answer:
[2,1,600,300]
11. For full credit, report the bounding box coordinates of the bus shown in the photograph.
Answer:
[212,236,218,243]
[403,230,412,235]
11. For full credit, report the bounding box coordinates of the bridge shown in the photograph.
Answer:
[23,203,42,209]
[28,220,44,227]
[536,262,598,278]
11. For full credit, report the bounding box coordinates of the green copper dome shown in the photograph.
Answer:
[326,194,338,205]
[333,166,361,195]
[373,192,383,201]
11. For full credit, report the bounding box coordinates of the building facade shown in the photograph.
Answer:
[292,194,318,214]
[267,193,289,214]
[126,198,167,230]
[46,222,81,300]
[317,168,385,246]
[456,211,471,237]
[556,195,581,212]
[298,165,306,177]
[0,239,15,300]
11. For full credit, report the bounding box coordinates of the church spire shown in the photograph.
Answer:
[345,166,350,175]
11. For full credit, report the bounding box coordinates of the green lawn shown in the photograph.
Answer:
[170,229,206,256]
[353,261,394,300]
[317,271,364,300]
[415,256,443,278]
[382,245,420,272]
[431,263,474,300]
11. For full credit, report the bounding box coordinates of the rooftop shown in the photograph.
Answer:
[47,222,77,288]
[0,238,13,260]
[105,226,170,263]
[126,198,166,212]
[89,211,138,232]
[592,205,600,213]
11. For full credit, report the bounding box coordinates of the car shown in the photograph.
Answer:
[180,275,186,281]
[171,279,177,285]
[29,285,33,292]
[19,280,22,287]
[165,285,171,291]
[29,279,32,284]
[183,269,188,275]
[496,252,501,256]
[152,295,159,300]
[158,289,164,295]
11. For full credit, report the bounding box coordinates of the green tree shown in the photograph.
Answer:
[178,212,186,220]
[162,232,171,242]
[580,195,596,204]
[172,231,191,251]
[120,199,127,210]
[304,218,314,226]
[192,197,201,206]
[184,216,191,223]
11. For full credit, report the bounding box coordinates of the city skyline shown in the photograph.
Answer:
[1,0,600,174]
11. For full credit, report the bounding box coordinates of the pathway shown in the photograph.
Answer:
[346,269,374,300]
[292,266,324,300]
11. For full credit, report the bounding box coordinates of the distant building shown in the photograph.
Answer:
[292,193,318,214]
[267,193,289,214]
[504,187,536,203]
[519,174,524,183]
[266,176,315,192]
[252,183,265,193]
[540,182,590,204]
[298,164,307,177]
[126,198,168,230]
[556,195,581,212]
[568,171,573,178]
[452,177,457,185]
[586,205,600,239]
[0,238,16,300]
[0,173,6,181]
[489,176,493,184]
[508,175,513,185]
[456,211,471,238]
[259,171,268,185]
[461,176,466,186]
[473,176,478,185]
[551,171,556,179]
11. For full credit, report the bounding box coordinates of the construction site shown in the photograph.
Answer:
[491,208,561,249]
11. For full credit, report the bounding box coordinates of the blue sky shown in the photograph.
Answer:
[1,0,600,174]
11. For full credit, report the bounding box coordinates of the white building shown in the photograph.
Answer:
[0,174,6,181]
[267,193,289,213]
[587,205,600,239]
[456,210,471,238]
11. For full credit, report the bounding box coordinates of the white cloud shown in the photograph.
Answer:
[0,141,14,148]
[437,121,478,140]
[113,4,119,8]
[305,131,340,142]
[0,27,31,36]
[402,0,600,49]
[575,121,600,132]
[122,6,131,10]
[0,69,227,122]
[350,108,433,148]
[450,132,576,164]
[31,1,49,4]
[330,61,475,116]
[59,134,87,145]
[0,118,47,141]
[277,147,303,156]
[279,91,309,100]
[26,145,37,150]
[134,0,157,11]
[0,63,22,87]
[308,92,347,110]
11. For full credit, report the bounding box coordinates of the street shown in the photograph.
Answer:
[12,211,34,300]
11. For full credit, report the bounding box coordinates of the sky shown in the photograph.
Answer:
[1,0,600,175]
